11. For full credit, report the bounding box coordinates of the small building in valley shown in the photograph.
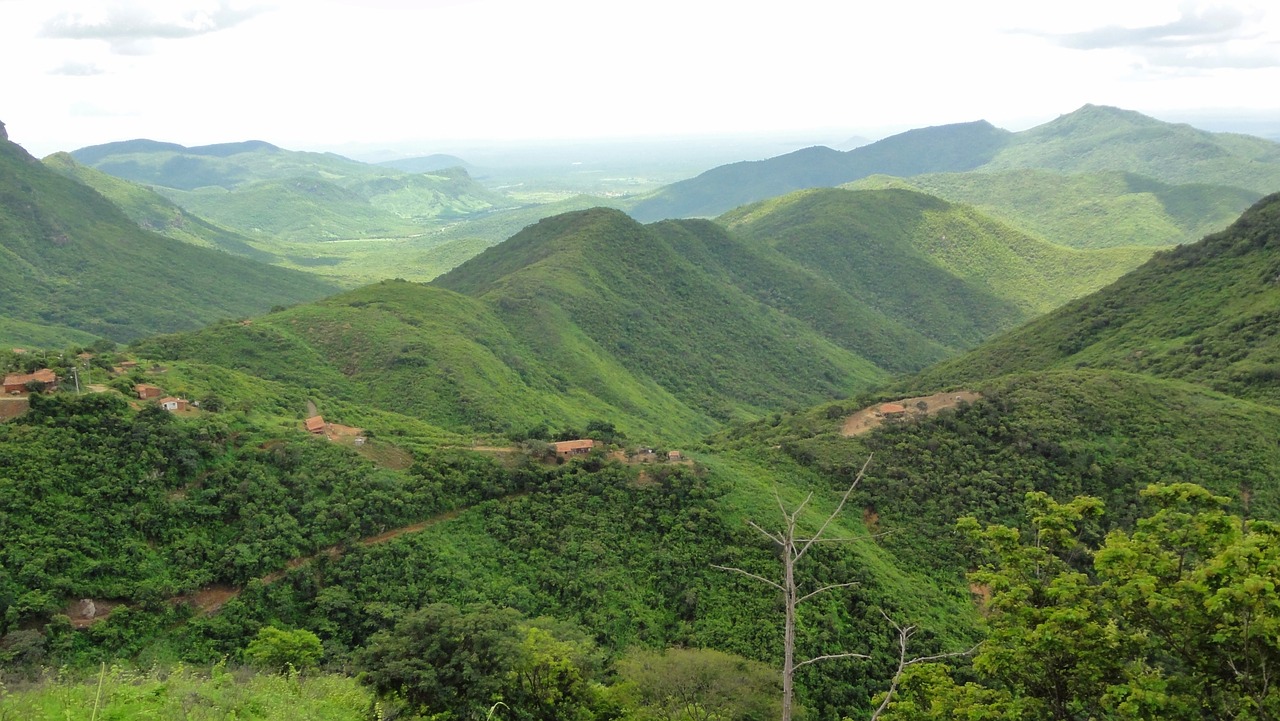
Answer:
[135,384,164,400]
[553,439,595,458]
[3,368,57,395]
[668,450,684,462]
[305,415,327,434]
[159,397,189,412]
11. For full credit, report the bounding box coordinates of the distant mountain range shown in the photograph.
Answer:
[0,127,337,344]
[68,138,515,242]
[630,105,1280,225]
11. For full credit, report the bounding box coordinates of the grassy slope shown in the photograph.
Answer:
[908,192,1280,404]
[719,187,1136,335]
[0,135,338,342]
[985,104,1280,194]
[434,208,892,421]
[850,169,1261,249]
[41,152,276,261]
[133,280,715,441]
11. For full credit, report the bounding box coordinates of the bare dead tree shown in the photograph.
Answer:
[714,456,976,721]
[868,611,980,721]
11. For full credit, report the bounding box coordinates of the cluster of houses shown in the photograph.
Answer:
[550,439,686,463]
[3,368,58,395]
[135,383,190,411]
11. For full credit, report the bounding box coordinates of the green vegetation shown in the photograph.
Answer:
[631,121,1011,221]
[632,105,1280,223]
[721,187,1150,326]
[910,193,1280,404]
[883,485,1280,719]
[71,139,516,243]
[850,169,1260,249]
[42,152,276,262]
[0,664,374,720]
[0,134,337,343]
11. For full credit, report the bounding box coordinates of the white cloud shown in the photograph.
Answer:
[41,0,268,54]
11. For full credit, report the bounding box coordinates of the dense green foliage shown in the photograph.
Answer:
[0,393,521,635]
[884,485,1280,719]
[851,169,1259,249]
[713,369,1280,572]
[632,105,1280,222]
[0,134,336,343]
[0,663,374,720]
[911,193,1280,404]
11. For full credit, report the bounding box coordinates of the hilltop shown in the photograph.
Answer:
[0,129,338,344]
[631,105,1280,225]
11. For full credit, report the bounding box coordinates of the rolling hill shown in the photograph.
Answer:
[629,120,1011,221]
[0,126,338,343]
[907,191,1280,404]
[718,187,1153,326]
[69,138,517,242]
[41,151,276,261]
[849,169,1262,249]
[631,105,1280,225]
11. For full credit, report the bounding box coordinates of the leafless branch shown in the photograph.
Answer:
[710,564,784,592]
[793,651,872,670]
[868,611,981,721]
[797,581,861,605]
[795,456,873,561]
[746,520,785,546]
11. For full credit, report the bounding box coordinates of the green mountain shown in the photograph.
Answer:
[849,169,1262,249]
[719,187,1152,323]
[137,207,907,438]
[378,153,474,174]
[632,105,1280,224]
[70,138,516,241]
[986,104,1280,192]
[41,151,275,262]
[630,121,1011,221]
[909,192,1280,404]
[0,128,338,343]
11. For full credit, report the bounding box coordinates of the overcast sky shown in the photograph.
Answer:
[2,0,1279,157]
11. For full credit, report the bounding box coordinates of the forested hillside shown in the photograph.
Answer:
[0,130,337,344]
[850,169,1261,249]
[910,192,1280,402]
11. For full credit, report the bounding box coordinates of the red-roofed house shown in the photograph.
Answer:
[159,397,189,412]
[553,439,595,458]
[3,368,57,394]
[135,384,164,400]
[305,416,326,434]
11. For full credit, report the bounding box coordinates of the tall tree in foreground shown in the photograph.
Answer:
[885,483,1280,720]
[714,457,973,721]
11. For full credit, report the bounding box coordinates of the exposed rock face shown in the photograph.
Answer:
[0,120,7,141]
[79,599,97,618]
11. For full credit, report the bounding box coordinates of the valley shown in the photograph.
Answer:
[5,103,1280,721]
